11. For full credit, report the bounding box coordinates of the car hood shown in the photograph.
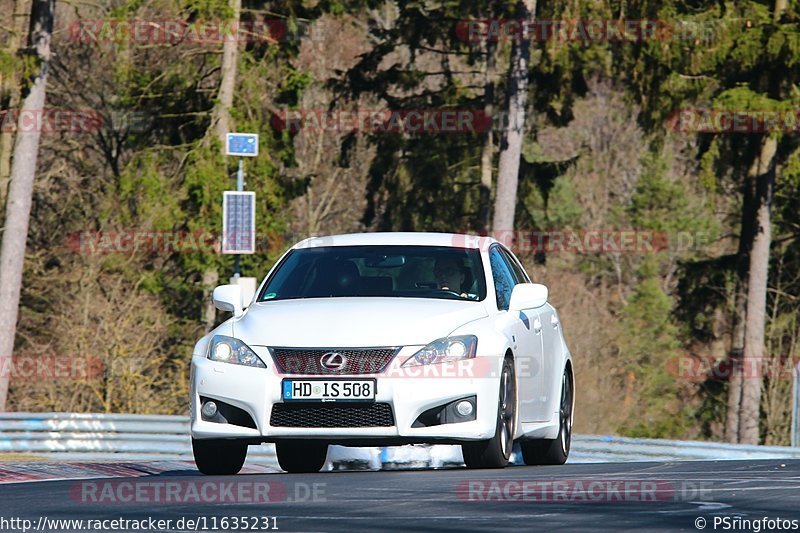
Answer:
[234,297,488,347]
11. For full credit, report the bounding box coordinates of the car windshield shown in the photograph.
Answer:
[258,245,486,302]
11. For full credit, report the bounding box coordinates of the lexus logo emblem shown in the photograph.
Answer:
[320,352,346,372]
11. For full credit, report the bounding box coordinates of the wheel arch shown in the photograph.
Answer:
[563,358,575,428]
[564,358,574,386]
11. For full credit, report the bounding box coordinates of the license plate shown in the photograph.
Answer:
[282,379,376,402]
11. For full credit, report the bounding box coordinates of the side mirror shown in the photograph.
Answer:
[229,276,258,309]
[213,284,244,318]
[509,283,548,311]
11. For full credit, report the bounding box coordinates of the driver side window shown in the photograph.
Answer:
[489,247,515,311]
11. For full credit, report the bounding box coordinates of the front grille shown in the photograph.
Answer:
[270,403,395,428]
[271,347,398,375]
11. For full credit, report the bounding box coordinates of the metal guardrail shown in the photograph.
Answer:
[2,412,800,466]
[0,412,274,463]
[571,434,800,463]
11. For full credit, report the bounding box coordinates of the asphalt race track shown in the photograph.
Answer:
[1,460,799,532]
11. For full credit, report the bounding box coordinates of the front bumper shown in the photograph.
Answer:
[190,346,503,443]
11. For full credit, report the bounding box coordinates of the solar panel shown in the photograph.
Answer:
[222,191,256,254]
[225,133,259,157]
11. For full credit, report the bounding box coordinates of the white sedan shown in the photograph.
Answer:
[190,232,574,474]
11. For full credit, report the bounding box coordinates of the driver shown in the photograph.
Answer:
[434,256,466,293]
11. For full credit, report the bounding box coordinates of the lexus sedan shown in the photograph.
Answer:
[190,232,574,474]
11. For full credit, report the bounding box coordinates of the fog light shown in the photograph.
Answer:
[201,401,218,418]
[456,400,473,417]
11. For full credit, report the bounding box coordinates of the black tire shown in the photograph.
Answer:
[521,368,574,466]
[462,356,516,469]
[276,441,328,473]
[192,438,248,475]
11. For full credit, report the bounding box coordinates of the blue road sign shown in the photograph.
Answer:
[225,133,259,157]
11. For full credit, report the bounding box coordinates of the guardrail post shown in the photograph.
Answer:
[793,361,800,448]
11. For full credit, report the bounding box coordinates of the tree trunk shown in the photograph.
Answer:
[773,0,787,21]
[0,0,29,209]
[724,148,759,442]
[492,0,536,245]
[478,37,496,232]
[738,136,777,444]
[727,0,785,445]
[724,289,746,442]
[0,0,55,411]
[210,0,241,145]
[203,0,241,333]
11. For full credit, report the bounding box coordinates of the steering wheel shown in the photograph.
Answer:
[437,288,462,297]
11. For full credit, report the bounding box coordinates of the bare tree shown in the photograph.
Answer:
[0,0,55,411]
[210,0,241,144]
[9,261,182,414]
[492,0,536,242]
[203,0,241,333]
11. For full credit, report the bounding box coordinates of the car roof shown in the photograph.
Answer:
[292,232,499,250]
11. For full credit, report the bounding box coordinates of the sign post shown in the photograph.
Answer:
[223,133,259,304]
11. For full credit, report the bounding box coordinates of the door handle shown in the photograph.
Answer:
[533,318,542,334]
[551,315,559,328]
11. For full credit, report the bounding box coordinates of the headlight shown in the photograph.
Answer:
[401,335,478,367]
[207,335,266,368]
